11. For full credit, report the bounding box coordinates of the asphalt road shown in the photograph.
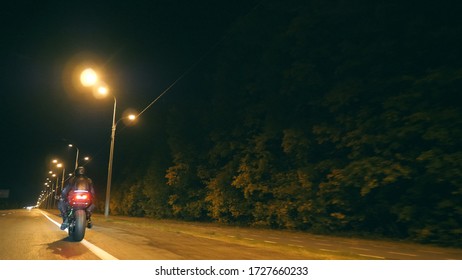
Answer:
[1,209,462,260]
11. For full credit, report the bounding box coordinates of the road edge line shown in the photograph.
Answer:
[39,210,119,260]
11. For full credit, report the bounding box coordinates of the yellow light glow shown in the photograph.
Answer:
[97,85,108,95]
[91,81,109,99]
[80,68,98,87]
[128,114,136,121]
[57,163,63,168]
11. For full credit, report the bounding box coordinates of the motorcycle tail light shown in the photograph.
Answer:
[75,194,88,200]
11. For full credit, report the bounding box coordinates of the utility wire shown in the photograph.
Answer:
[81,0,265,168]
[135,39,220,119]
[135,0,265,118]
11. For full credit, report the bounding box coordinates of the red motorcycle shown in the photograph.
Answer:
[66,190,92,241]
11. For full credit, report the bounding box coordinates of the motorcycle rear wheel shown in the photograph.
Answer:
[71,209,87,242]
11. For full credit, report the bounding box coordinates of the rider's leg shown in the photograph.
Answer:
[58,199,69,230]
[86,204,95,228]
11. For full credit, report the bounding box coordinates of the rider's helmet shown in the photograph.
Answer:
[75,166,85,176]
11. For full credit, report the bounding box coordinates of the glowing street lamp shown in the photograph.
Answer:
[80,68,98,87]
[68,144,90,170]
[97,85,109,95]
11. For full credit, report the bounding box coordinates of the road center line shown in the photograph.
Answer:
[40,211,118,260]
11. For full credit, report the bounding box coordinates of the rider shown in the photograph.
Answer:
[58,166,96,230]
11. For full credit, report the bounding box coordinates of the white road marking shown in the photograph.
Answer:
[81,240,118,260]
[40,211,118,260]
[418,250,444,254]
[315,243,333,246]
[349,247,370,251]
[289,239,303,243]
[268,236,280,240]
[312,238,328,241]
[387,251,418,257]
[320,248,339,252]
[264,240,277,244]
[358,254,386,259]
[338,241,356,245]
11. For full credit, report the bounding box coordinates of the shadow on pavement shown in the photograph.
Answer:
[46,237,88,259]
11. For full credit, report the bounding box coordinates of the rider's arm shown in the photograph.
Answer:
[61,181,71,199]
[61,186,68,199]
[89,180,96,198]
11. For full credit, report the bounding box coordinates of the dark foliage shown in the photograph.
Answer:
[110,0,462,246]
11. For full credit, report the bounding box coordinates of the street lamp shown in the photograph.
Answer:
[106,94,117,219]
[51,173,57,208]
[102,100,136,219]
[68,144,79,170]
[80,67,135,218]
[80,68,98,87]
[56,163,65,192]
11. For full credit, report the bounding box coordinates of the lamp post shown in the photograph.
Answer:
[105,95,117,219]
[51,173,58,208]
[80,67,136,218]
[80,68,116,218]
[102,99,136,219]
[56,163,65,192]
[44,181,50,209]
[49,160,58,208]
[68,144,79,170]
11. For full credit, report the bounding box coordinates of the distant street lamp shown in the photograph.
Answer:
[51,173,58,208]
[80,67,136,218]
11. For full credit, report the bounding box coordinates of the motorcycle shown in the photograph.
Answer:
[66,190,92,241]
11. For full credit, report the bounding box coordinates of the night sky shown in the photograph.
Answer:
[1,1,259,206]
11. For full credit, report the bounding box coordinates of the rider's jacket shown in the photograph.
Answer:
[61,175,95,201]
